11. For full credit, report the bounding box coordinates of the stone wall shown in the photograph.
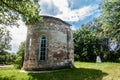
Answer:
[23,16,74,70]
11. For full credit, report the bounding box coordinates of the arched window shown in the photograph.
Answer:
[38,37,47,61]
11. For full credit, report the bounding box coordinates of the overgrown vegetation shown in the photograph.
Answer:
[0,62,120,80]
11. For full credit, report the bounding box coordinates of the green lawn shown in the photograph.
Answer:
[0,62,120,80]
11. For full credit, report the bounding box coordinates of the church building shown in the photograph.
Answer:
[23,16,74,70]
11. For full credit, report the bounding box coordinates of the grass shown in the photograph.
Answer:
[0,62,120,80]
[75,62,120,80]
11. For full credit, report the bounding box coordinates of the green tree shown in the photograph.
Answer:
[99,0,120,62]
[74,19,110,62]
[100,0,120,50]
[0,51,16,64]
[15,42,25,69]
[0,0,42,26]
[74,0,120,62]
[74,26,98,62]
[0,0,42,53]
[0,27,11,53]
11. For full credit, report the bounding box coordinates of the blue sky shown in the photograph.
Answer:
[39,0,101,30]
[8,0,101,53]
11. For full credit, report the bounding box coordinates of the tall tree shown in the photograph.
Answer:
[0,0,42,26]
[100,0,120,50]
[0,27,11,53]
[74,0,120,62]
[0,0,42,52]
[74,19,110,62]
[74,25,101,62]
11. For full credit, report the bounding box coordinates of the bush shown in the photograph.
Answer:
[14,56,22,68]
[74,54,79,61]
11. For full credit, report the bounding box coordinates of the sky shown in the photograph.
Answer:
[8,0,101,53]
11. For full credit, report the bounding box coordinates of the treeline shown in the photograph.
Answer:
[0,51,16,64]
[0,26,16,64]
[0,41,25,69]
[74,0,120,62]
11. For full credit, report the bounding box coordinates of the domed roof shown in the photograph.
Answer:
[41,15,71,26]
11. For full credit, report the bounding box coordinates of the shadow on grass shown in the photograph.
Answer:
[0,75,16,80]
[27,68,108,80]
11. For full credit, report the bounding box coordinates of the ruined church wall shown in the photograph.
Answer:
[23,17,74,70]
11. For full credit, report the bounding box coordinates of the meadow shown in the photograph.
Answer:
[0,62,120,80]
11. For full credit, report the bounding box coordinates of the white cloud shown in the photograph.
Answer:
[71,26,77,31]
[39,0,99,22]
[39,0,60,15]
[56,5,99,22]
[8,20,27,53]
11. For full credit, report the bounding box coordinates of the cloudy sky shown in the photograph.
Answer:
[9,0,101,53]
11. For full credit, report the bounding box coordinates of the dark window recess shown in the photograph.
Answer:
[39,37,46,61]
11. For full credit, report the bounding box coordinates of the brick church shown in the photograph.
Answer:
[23,16,74,70]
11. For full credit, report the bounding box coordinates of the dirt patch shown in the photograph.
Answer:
[0,65,14,68]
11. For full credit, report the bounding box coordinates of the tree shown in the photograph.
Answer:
[74,19,110,62]
[0,0,42,26]
[0,51,16,64]
[74,26,100,62]
[100,0,120,50]
[0,27,11,53]
[74,0,120,62]
[14,42,25,69]
[0,0,42,52]
[98,0,120,62]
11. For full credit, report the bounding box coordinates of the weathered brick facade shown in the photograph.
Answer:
[23,16,74,70]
